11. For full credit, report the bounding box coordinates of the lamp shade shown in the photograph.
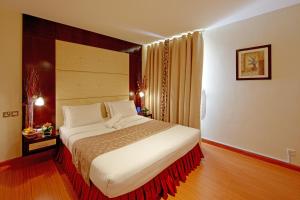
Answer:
[129,91,135,96]
[35,97,45,106]
[139,91,145,98]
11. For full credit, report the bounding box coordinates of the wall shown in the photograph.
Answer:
[0,7,22,161]
[202,4,300,166]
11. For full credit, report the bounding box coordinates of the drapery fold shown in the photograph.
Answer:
[145,32,203,128]
[159,40,170,121]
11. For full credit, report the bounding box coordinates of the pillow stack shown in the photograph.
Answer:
[62,103,102,128]
[104,100,137,118]
[62,100,137,129]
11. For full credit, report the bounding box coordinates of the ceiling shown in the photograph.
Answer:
[1,0,300,44]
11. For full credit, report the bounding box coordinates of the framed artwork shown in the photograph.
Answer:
[236,44,271,80]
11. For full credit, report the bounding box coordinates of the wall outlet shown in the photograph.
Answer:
[11,111,19,117]
[2,112,11,118]
[286,148,296,163]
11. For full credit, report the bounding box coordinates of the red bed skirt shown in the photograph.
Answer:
[56,144,204,200]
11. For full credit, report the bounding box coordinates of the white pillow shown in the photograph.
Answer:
[105,100,137,118]
[62,103,102,128]
[104,113,122,128]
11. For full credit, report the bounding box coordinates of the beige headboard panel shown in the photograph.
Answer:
[55,40,129,127]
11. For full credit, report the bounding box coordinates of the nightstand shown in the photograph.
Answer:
[22,133,60,156]
[138,112,153,119]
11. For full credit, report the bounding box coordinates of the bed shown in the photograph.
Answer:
[57,101,203,200]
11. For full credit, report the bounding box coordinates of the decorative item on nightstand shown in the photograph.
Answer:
[138,107,152,118]
[141,107,149,115]
[41,122,53,137]
[136,106,141,113]
[24,64,47,128]
[24,65,41,128]
[29,95,45,126]
[23,127,38,139]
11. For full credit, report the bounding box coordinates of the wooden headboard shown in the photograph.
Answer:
[22,15,142,128]
[55,40,129,127]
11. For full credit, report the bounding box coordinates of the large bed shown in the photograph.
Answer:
[57,101,203,200]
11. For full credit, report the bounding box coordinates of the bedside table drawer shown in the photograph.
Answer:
[29,139,56,151]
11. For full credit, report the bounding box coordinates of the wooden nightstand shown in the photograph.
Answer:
[22,133,60,156]
[138,112,153,119]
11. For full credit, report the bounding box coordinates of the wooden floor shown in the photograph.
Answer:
[0,143,300,200]
[0,152,77,200]
[169,144,300,200]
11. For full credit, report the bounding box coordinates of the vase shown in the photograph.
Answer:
[27,98,34,128]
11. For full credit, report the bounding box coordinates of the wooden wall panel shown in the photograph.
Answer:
[55,40,130,126]
[22,35,55,127]
[130,50,142,95]
[56,71,129,100]
[56,40,129,74]
[22,14,142,128]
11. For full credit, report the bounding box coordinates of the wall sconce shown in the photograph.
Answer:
[139,91,145,98]
[35,96,45,106]
[129,91,135,97]
[28,95,45,128]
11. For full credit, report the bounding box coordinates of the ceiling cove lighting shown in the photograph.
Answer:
[147,29,205,46]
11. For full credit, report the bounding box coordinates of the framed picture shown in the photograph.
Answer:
[236,44,271,80]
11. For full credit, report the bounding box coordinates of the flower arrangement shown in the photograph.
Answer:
[24,65,40,128]
[41,122,53,136]
[141,107,149,115]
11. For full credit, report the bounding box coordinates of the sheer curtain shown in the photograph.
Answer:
[145,32,203,129]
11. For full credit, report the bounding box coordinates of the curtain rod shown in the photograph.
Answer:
[146,29,205,46]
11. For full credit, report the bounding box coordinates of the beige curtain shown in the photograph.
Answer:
[145,32,203,129]
[145,42,163,120]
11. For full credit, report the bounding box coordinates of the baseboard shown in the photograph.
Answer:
[202,138,300,172]
[0,149,55,167]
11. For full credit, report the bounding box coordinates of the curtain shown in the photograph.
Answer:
[145,32,203,129]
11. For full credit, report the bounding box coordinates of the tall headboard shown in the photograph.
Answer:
[22,15,142,128]
[56,40,129,127]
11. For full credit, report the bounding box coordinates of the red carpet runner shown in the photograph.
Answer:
[57,144,203,200]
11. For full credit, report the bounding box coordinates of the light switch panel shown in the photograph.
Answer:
[3,112,11,118]
[11,111,19,117]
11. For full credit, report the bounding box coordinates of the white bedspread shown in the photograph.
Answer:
[60,115,200,198]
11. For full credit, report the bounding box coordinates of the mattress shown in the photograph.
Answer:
[60,115,200,198]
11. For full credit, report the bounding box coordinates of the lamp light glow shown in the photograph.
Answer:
[129,91,135,96]
[35,97,45,106]
[139,91,145,98]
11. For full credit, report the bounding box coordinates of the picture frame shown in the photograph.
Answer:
[236,44,271,80]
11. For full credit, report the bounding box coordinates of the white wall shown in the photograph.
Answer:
[202,4,300,166]
[0,7,22,161]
